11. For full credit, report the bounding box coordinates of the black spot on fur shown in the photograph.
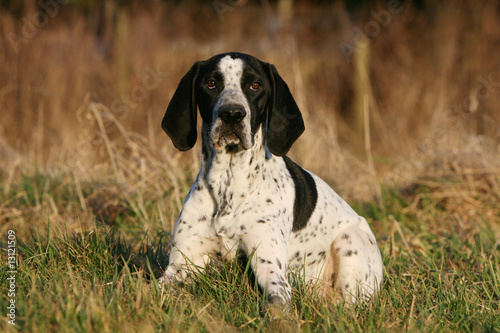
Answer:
[283,156,318,232]
[276,259,282,269]
[242,207,252,214]
[344,250,353,257]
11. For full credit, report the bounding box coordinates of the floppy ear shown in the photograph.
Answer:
[161,62,200,151]
[263,63,305,156]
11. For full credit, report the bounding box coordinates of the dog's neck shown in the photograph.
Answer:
[200,124,270,211]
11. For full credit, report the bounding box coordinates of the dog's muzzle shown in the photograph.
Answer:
[211,104,252,152]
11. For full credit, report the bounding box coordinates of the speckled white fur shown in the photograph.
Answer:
[159,53,383,307]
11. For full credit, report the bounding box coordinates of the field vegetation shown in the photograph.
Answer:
[1,0,499,331]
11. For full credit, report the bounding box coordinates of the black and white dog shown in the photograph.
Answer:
[159,52,383,307]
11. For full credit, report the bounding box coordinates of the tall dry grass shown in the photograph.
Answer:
[0,1,499,239]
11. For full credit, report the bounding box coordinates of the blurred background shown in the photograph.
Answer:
[1,0,499,235]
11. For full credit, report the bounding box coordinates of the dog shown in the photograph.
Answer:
[159,52,383,308]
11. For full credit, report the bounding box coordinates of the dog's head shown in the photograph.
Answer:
[162,52,304,156]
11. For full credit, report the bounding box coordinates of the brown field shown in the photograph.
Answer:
[0,0,499,263]
[2,1,499,236]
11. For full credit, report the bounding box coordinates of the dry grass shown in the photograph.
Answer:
[0,1,499,331]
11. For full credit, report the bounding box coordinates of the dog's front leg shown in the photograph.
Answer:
[241,222,292,310]
[159,186,219,286]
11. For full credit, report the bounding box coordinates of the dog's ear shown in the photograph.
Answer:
[162,62,201,151]
[262,63,305,156]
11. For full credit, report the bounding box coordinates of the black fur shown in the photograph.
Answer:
[263,63,305,156]
[283,156,318,232]
[161,62,201,151]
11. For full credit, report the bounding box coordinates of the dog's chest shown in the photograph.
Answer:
[201,152,294,256]
[205,152,253,216]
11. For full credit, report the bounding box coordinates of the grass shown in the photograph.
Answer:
[1,1,500,331]
[1,170,499,332]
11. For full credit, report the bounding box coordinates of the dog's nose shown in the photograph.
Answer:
[218,105,246,125]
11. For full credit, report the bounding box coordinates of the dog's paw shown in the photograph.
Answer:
[157,274,176,290]
[157,276,166,289]
[267,294,290,318]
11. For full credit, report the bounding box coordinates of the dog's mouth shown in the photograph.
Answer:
[213,130,242,152]
[211,125,252,153]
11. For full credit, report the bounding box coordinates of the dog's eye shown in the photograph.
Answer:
[250,82,261,91]
[207,80,216,89]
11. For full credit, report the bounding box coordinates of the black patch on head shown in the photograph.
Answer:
[162,52,306,156]
[283,156,318,232]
